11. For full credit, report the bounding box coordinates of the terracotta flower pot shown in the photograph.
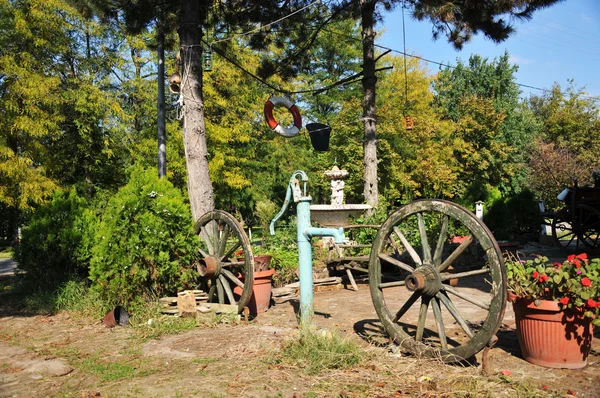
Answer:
[512,298,593,369]
[248,268,275,315]
[234,268,275,316]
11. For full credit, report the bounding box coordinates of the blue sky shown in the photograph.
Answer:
[379,0,600,98]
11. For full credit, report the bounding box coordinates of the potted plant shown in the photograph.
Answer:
[505,253,600,368]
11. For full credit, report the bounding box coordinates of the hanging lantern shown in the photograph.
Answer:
[404,115,414,130]
[203,48,213,72]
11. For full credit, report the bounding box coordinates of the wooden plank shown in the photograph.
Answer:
[325,256,369,265]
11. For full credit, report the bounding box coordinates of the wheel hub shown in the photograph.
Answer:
[405,265,442,297]
[197,256,222,277]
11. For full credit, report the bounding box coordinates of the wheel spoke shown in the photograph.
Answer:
[212,222,220,256]
[443,285,490,310]
[378,253,415,273]
[216,277,225,303]
[200,225,215,255]
[416,297,429,342]
[433,215,449,266]
[431,298,447,350]
[221,241,242,264]
[208,284,217,302]
[221,268,245,289]
[218,274,236,305]
[437,292,475,339]
[393,226,422,265]
[378,280,406,289]
[198,247,209,258]
[393,291,421,322]
[437,235,473,272]
[440,268,490,282]
[216,224,231,257]
[417,213,432,264]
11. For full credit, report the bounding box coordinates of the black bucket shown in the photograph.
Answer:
[306,123,331,152]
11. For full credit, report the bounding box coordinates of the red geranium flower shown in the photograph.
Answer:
[567,254,581,267]
[587,298,597,308]
[559,297,569,305]
[553,262,562,268]
[581,277,592,287]
[532,271,539,279]
[577,253,588,260]
[539,274,550,283]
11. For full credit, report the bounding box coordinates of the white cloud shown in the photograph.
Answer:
[509,55,534,66]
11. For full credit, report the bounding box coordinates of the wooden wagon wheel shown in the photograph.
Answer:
[194,210,254,313]
[552,204,600,250]
[369,200,506,362]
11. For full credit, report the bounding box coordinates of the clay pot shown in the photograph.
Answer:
[103,306,130,328]
[512,298,593,369]
[253,255,272,273]
[247,268,275,315]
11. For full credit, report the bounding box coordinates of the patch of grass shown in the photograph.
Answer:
[54,280,108,319]
[131,303,198,341]
[270,326,365,375]
[0,246,13,258]
[76,350,159,383]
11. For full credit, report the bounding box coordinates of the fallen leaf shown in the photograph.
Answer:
[501,369,512,376]
[567,390,577,396]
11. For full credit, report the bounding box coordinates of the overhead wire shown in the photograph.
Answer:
[320,27,600,100]
[211,0,325,45]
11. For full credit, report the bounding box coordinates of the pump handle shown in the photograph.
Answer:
[270,171,308,235]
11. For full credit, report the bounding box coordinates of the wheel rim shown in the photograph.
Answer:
[369,199,506,362]
[575,204,600,249]
[552,205,600,250]
[194,210,254,313]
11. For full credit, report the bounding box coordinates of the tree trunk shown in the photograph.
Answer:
[157,28,166,178]
[361,0,379,209]
[178,1,214,221]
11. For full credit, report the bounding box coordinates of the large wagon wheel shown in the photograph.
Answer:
[552,204,600,250]
[369,200,506,362]
[194,211,254,313]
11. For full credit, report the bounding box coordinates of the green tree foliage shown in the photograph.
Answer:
[0,0,65,212]
[433,53,534,200]
[409,0,562,49]
[526,81,600,209]
[88,167,199,305]
[15,188,89,288]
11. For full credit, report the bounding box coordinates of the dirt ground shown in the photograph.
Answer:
[1,245,600,397]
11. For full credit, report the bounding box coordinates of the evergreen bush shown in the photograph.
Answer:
[88,167,199,306]
[15,188,88,289]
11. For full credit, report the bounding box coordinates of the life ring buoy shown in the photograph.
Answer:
[264,96,302,137]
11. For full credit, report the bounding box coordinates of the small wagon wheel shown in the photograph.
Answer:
[194,210,254,313]
[552,204,600,250]
[369,200,506,362]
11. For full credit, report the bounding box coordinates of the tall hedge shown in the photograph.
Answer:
[89,167,199,305]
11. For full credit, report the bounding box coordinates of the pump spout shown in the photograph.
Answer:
[304,227,345,244]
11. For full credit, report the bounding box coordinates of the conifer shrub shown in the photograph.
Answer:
[15,188,89,288]
[89,167,199,306]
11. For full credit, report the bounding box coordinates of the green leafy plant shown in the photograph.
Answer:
[88,167,199,307]
[15,188,89,288]
[505,253,600,325]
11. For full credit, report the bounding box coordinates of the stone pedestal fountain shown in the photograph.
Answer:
[310,166,372,227]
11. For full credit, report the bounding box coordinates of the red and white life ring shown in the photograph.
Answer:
[264,96,302,137]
